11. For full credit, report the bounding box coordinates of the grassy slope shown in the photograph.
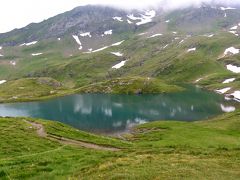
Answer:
[113,32,240,94]
[124,32,238,80]
[0,6,240,99]
[0,118,125,179]
[0,111,240,179]
[0,29,240,100]
[0,78,74,103]
[80,111,240,179]
[78,76,183,94]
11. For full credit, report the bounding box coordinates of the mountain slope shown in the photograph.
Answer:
[166,5,240,33]
[0,111,240,178]
[0,5,155,46]
[0,4,239,101]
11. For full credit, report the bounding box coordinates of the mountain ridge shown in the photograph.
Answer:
[1,4,240,46]
[0,4,239,102]
[0,5,164,46]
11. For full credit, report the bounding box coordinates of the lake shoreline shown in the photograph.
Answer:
[0,86,236,134]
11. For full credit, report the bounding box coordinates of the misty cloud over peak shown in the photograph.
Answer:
[0,0,239,33]
[99,0,240,10]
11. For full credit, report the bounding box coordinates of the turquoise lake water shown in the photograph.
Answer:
[0,86,235,134]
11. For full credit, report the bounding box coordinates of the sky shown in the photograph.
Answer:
[0,0,239,33]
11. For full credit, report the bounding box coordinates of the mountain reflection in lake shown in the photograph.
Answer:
[0,86,235,134]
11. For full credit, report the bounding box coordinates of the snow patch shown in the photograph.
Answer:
[92,46,109,53]
[111,40,125,46]
[0,54,3,57]
[104,30,113,35]
[0,46,2,50]
[88,40,125,54]
[25,41,38,46]
[111,52,123,57]
[149,34,162,38]
[112,60,127,69]
[187,48,196,52]
[228,31,239,36]
[128,10,156,26]
[207,34,214,37]
[163,44,169,49]
[220,7,236,11]
[165,20,170,23]
[32,53,43,56]
[230,91,240,102]
[58,38,61,41]
[179,40,185,44]
[127,19,133,24]
[80,32,91,38]
[220,104,236,112]
[0,80,6,85]
[145,10,156,17]
[127,14,142,21]
[226,64,240,73]
[224,47,240,55]
[225,96,232,101]
[204,34,214,38]
[136,18,152,26]
[215,87,231,94]
[72,35,82,50]
[172,31,177,34]
[230,26,238,30]
[113,17,123,22]
[223,78,236,84]
[138,32,147,36]
[195,78,203,83]
[20,41,38,46]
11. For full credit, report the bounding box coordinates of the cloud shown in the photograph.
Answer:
[88,0,240,10]
[0,0,239,33]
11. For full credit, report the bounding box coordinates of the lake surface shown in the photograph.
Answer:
[0,86,236,134]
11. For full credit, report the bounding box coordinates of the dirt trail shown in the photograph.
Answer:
[25,120,120,152]
[27,121,47,137]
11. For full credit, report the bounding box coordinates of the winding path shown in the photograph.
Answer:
[25,120,120,152]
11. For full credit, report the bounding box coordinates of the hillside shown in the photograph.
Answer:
[0,111,240,179]
[0,3,240,179]
[0,5,239,102]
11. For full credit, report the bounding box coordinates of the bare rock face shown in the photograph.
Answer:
[168,5,240,33]
[1,3,240,46]
[0,5,135,46]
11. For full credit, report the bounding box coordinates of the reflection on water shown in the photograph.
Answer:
[0,86,236,134]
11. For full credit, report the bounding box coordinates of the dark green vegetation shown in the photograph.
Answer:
[0,111,240,179]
